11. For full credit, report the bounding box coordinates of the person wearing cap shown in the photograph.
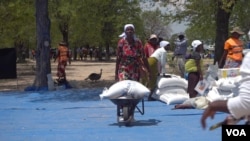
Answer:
[144,34,159,58]
[146,41,171,101]
[55,41,70,84]
[201,51,250,129]
[219,26,244,68]
[140,34,159,88]
[184,40,204,98]
[173,32,188,78]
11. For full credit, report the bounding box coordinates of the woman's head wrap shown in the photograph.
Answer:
[119,24,135,38]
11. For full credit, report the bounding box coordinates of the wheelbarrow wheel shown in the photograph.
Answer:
[122,106,129,121]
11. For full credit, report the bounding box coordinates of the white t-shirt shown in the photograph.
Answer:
[227,52,250,119]
[150,47,167,73]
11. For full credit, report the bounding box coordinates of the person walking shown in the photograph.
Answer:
[173,33,188,78]
[115,24,150,82]
[115,24,151,121]
[55,41,70,84]
[219,26,244,68]
[185,40,204,98]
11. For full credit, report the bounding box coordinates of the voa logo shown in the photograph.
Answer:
[226,129,246,136]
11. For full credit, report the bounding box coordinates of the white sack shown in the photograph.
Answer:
[157,76,188,89]
[216,76,242,91]
[155,86,187,95]
[158,93,189,105]
[206,87,234,102]
[99,80,150,99]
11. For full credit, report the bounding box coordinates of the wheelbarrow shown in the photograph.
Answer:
[110,96,145,126]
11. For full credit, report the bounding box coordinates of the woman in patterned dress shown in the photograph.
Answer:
[115,24,150,82]
[115,24,150,122]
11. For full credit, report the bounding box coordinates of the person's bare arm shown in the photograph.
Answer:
[219,50,228,68]
[201,100,230,129]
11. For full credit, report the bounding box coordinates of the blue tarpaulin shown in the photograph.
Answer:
[0,88,226,141]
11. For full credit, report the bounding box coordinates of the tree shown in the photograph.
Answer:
[0,0,36,62]
[49,0,77,45]
[33,0,51,89]
[166,0,247,66]
[141,8,172,40]
[214,0,233,67]
[74,0,143,60]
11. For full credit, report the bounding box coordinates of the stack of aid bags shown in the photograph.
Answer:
[152,74,189,105]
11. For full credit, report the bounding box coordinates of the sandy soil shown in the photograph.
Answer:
[0,57,213,92]
[0,58,117,92]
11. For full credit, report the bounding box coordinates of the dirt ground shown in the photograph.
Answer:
[0,58,117,92]
[0,56,213,92]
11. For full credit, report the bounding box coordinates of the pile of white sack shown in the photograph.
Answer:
[178,67,242,110]
[99,80,150,100]
[151,66,242,106]
[151,74,189,105]
[206,75,241,102]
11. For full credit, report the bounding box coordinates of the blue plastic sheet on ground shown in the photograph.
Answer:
[24,82,72,92]
[0,88,227,141]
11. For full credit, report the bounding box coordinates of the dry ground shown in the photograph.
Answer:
[0,57,213,92]
[0,58,117,92]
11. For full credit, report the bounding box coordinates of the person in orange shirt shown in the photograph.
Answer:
[219,27,244,68]
[55,41,70,83]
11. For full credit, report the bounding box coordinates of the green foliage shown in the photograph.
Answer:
[72,0,143,50]
[230,0,250,32]
[1,0,249,51]
[167,0,249,44]
[48,0,142,51]
[0,0,35,48]
[0,0,143,51]
[141,8,172,40]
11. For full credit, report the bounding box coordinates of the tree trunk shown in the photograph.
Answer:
[33,0,51,89]
[59,22,69,44]
[214,1,233,67]
[105,42,110,61]
[15,39,26,63]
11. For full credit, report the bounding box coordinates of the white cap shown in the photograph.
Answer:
[149,34,157,40]
[160,41,170,48]
[191,40,202,51]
